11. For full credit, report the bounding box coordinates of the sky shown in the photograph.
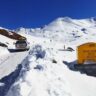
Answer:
[0,0,96,29]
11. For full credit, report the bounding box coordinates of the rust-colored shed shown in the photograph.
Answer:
[77,42,96,64]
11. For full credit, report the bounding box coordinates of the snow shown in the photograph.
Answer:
[0,51,28,79]
[0,34,16,48]
[0,17,96,96]
[0,47,9,56]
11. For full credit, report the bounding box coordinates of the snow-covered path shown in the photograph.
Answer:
[0,51,28,79]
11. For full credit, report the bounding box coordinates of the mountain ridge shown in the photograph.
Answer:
[1,17,96,45]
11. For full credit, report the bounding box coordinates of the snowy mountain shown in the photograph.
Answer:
[17,17,96,45]
[1,17,96,96]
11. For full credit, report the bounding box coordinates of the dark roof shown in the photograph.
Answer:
[0,29,26,40]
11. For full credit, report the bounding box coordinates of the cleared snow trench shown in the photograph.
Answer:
[0,51,28,79]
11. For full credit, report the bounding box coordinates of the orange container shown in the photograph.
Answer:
[77,42,96,64]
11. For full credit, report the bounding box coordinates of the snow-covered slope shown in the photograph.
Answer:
[17,17,96,45]
[6,17,96,96]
